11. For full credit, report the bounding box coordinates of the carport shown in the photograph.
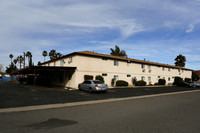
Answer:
[13,66,77,87]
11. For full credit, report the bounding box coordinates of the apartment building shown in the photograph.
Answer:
[39,51,192,89]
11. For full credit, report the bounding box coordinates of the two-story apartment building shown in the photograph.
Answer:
[40,51,192,89]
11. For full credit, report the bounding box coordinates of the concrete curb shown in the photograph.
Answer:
[0,89,200,113]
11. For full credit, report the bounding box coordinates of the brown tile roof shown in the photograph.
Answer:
[40,51,192,71]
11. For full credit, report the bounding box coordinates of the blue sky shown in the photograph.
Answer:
[0,0,200,71]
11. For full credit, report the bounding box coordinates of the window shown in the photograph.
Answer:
[162,67,165,71]
[148,65,151,70]
[102,57,107,60]
[141,76,145,81]
[168,77,170,81]
[168,68,170,71]
[127,74,131,77]
[178,69,180,72]
[114,75,118,80]
[141,64,145,69]
[148,77,151,81]
[114,60,119,66]
[158,76,160,79]
[102,73,107,76]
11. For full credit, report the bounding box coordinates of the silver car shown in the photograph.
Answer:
[78,80,108,93]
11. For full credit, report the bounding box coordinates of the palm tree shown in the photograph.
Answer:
[9,54,13,64]
[110,45,127,58]
[49,49,56,60]
[17,55,24,69]
[26,51,32,66]
[42,50,48,62]
[13,59,18,67]
[175,54,186,67]
[55,52,62,58]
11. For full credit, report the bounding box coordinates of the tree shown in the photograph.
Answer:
[49,49,56,60]
[13,59,18,66]
[17,55,24,69]
[110,45,127,57]
[55,52,62,58]
[9,54,13,64]
[37,61,41,66]
[26,51,32,67]
[49,49,62,60]
[42,50,48,62]
[5,62,18,74]
[174,54,186,67]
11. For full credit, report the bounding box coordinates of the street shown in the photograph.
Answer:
[0,90,200,133]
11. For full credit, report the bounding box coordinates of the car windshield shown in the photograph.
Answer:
[93,81,103,84]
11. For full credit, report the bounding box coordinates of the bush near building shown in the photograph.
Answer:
[84,75,93,81]
[116,80,129,86]
[173,76,183,86]
[95,75,104,83]
[184,78,191,82]
[158,79,166,85]
[135,80,147,86]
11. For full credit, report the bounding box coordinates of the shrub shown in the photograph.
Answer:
[154,83,159,85]
[132,77,137,85]
[84,75,93,81]
[116,80,129,86]
[173,76,183,86]
[111,78,115,87]
[184,78,191,82]
[95,75,104,83]
[135,80,147,86]
[158,79,166,85]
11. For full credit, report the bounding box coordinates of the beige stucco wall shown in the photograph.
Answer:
[42,55,192,89]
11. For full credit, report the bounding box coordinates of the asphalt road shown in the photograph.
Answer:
[0,90,200,133]
[0,82,199,109]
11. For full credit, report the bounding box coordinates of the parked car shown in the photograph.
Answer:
[182,81,200,88]
[78,80,108,93]
[194,81,200,87]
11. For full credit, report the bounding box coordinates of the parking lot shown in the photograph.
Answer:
[0,82,199,109]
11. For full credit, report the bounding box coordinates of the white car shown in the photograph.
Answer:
[78,80,108,93]
[193,81,200,87]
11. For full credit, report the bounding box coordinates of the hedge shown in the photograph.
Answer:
[158,79,166,85]
[84,75,93,80]
[184,78,191,82]
[173,76,183,86]
[116,80,129,86]
[135,80,147,86]
[95,75,104,83]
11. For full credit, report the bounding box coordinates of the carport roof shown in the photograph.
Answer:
[13,66,77,74]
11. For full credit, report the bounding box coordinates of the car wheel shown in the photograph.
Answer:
[89,88,93,94]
